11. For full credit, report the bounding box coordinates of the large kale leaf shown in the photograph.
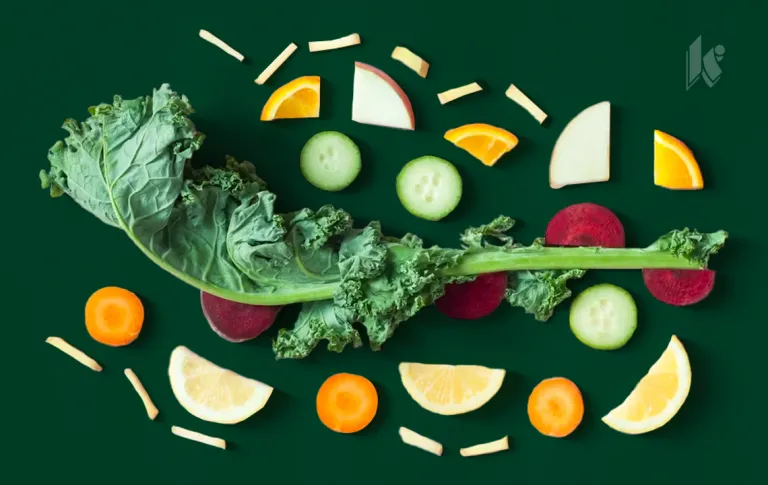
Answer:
[39,84,343,304]
[39,85,728,360]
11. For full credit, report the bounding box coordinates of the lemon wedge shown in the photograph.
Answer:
[168,346,273,424]
[602,335,691,434]
[398,362,505,415]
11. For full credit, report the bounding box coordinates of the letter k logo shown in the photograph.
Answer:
[686,35,726,90]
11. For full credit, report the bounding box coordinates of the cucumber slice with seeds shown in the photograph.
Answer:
[569,283,637,350]
[396,156,462,221]
[300,131,361,191]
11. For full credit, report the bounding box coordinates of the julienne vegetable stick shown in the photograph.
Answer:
[459,436,509,457]
[399,427,443,456]
[38,85,729,361]
[308,33,361,52]
[505,84,548,124]
[45,337,102,372]
[124,369,159,420]
[198,29,245,62]
[391,46,429,78]
[254,43,298,85]
[438,82,483,104]
[171,426,226,450]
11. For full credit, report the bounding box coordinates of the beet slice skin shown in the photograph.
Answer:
[434,272,509,320]
[545,202,625,248]
[642,269,715,306]
[200,291,283,342]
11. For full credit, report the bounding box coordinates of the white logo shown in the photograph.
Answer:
[686,35,725,90]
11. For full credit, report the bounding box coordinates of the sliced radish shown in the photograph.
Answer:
[545,202,625,247]
[642,269,716,306]
[200,291,282,342]
[434,272,508,320]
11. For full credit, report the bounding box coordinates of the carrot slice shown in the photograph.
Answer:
[528,377,584,438]
[85,287,144,347]
[316,373,378,433]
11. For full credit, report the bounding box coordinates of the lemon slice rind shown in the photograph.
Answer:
[601,335,691,434]
[168,346,273,425]
[398,362,505,416]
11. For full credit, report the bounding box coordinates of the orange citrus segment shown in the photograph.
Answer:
[444,123,519,166]
[260,75,320,121]
[654,130,703,189]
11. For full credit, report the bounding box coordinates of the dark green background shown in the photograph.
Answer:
[6,0,764,482]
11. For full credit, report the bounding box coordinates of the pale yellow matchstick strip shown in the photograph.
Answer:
[391,46,429,78]
[171,426,227,450]
[437,82,483,104]
[255,43,298,85]
[459,435,509,457]
[308,33,361,52]
[124,369,159,420]
[199,29,245,62]
[45,337,102,372]
[505,84,548,124]
[399,427,443,456]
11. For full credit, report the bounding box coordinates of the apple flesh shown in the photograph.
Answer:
[549,101,610,189]
[352,62,415,130]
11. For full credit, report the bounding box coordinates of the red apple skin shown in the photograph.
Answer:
[354,62,415,130]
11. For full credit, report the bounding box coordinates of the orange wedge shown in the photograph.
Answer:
[654,130,703,190]
[444,123,519,166]
[260,75,320,121]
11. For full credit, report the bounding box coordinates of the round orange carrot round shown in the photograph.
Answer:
[85,286,144,347]
[316,373,378,434]
[528,377,584,438]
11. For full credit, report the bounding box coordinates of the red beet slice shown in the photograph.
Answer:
[434,272,508,320]
[642,269,715,306]
[200,291,283,342]
[545,202,625,248]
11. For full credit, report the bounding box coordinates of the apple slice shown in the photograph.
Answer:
[352,62,415,130]
[549,101,611,189]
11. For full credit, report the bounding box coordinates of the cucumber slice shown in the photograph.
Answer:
[300,131,361,191]
[569,283,637,350]
[396,156,462,221]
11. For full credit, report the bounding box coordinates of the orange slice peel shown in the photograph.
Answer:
[260,75,320,121]
[654,130,703,190]
[444,123,519,166]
